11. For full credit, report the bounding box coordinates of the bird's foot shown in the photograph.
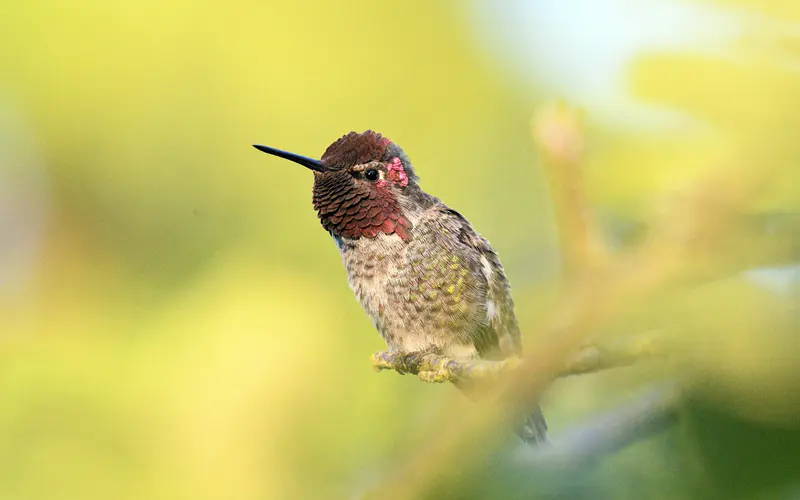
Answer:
[406,345,448,382]
[371,350,407,373]
[371,346,451,382]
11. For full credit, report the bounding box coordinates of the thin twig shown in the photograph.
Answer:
[371,331,665,383]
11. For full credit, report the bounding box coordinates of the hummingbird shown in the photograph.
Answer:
[253,130,548,445]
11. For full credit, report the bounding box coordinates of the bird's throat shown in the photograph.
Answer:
[313,175,413,242]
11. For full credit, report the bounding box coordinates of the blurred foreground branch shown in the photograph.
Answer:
[533,102,608,277]
[524,384,680,467]
[371,330,664,383]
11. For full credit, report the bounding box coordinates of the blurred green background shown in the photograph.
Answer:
[0,1,798,498]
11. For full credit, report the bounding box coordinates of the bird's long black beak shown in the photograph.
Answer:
[252,144,328,172]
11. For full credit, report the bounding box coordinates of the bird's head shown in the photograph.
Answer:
[254,130,418,241]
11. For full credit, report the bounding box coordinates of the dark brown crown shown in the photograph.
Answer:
[320,130,393,170]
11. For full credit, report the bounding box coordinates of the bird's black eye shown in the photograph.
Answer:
[365,168,379,181]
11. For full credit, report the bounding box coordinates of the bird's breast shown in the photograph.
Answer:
[337,232,406,323]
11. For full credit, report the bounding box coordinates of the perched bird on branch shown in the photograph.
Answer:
[253,131,548,445]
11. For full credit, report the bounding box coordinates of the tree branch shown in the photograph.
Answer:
[371,331,665,383]
[524,384,680,466]
[533,102,609,277]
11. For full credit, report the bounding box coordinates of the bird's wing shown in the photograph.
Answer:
[433,206,523,359]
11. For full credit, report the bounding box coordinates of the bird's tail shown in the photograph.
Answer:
[517,404,550,447]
